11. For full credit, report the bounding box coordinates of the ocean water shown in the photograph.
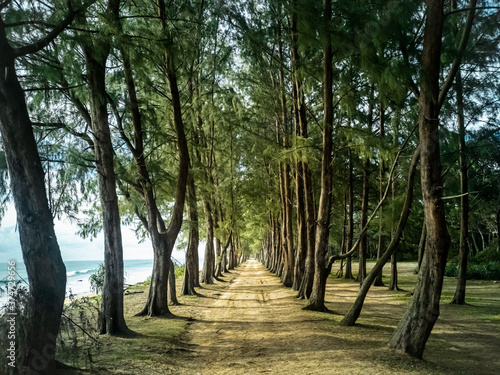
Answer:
[0,259,157,308]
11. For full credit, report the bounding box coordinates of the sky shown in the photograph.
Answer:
[0,203,159,262]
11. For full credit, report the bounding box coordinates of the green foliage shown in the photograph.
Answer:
[57,293,101,369]
[445,262,500,281]
[89,263,105,294]
[175,264,186,278]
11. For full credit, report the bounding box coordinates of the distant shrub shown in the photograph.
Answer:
[445,262,500,280]
[475,246,500,263]
[175,264,185,278]
[89,263,105,294]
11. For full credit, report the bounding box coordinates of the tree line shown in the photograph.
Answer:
[0,0,499,373]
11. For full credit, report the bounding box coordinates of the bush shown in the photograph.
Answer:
[475,245,500,263]
[175,264,185,278]
[57,293,101,369]
[445,262,500,280]
[89,263,105,294]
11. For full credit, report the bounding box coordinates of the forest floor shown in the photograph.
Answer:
[61,260,500,375]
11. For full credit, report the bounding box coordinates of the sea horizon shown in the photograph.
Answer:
[0,256,193,309]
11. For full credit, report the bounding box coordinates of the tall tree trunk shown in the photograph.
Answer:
[276,7,294,287]
[337,194,348,278]
[341,148,421,326]
[451,68,469,305]
[389,0,451,358]
[389,111,400,291]
[357,158,370,282]
[168,259,179,305]
[303,0,333,311]
[214,203,223,278]
[0,31,67,373]
[201,198,216,283]
[298,164,316,298]
[81,0,128,334]
[182,172,199,295]
[345,148,355,279]
[497,195,500,252]
[138,1,190,315]
[357,91,374,282]
[375,102,386,286]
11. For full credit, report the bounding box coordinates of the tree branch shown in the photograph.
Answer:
[438,0,478,109]
[327,124,418,266]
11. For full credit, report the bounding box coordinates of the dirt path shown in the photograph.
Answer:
[164,260,500,375]
[93,260,500,375]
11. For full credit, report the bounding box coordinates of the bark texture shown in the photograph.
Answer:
[303,0,333,311]
[182,172,199,295]
[389,0,450,358]
[451,68,469,305]
[0,26,67,373]
[81,0,128,335]
[341,148,420,326]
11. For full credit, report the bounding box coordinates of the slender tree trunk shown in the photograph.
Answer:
[345,148,355,279]
[276,9,294,287]
[0,34,67,373]
[389,111,400,291]
[303,0,333,311]
[293,121,307,291]
[168,259,179,305]
[214,204,223,278]
[138,2,190,315]
[451,68,469,305]
[338,194,348,278]
[81,0,128,334]
[357,158,370,282]
[357,92,374,282]
[182,172,198,295]
[389,0,451,358]
[201,198,216,283]
[341,148,421,326]
[471,232,481,254]
[497,198,500,252]
[375,102,386,286]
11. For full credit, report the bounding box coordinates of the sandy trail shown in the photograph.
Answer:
[164,260,500,375]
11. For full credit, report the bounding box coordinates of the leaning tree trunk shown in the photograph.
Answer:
[451,68,469,305]
[389,0,451,358]
[0,35,67,373]
[341,148,420,326]
[303,0,333,312]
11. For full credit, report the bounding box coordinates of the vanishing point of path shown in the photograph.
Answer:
[165,260,500,375]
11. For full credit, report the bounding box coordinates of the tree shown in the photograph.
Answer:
[389,0,477,358]
[303,0,334,312]
[77,0,129,335]
[0,1,82,371]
